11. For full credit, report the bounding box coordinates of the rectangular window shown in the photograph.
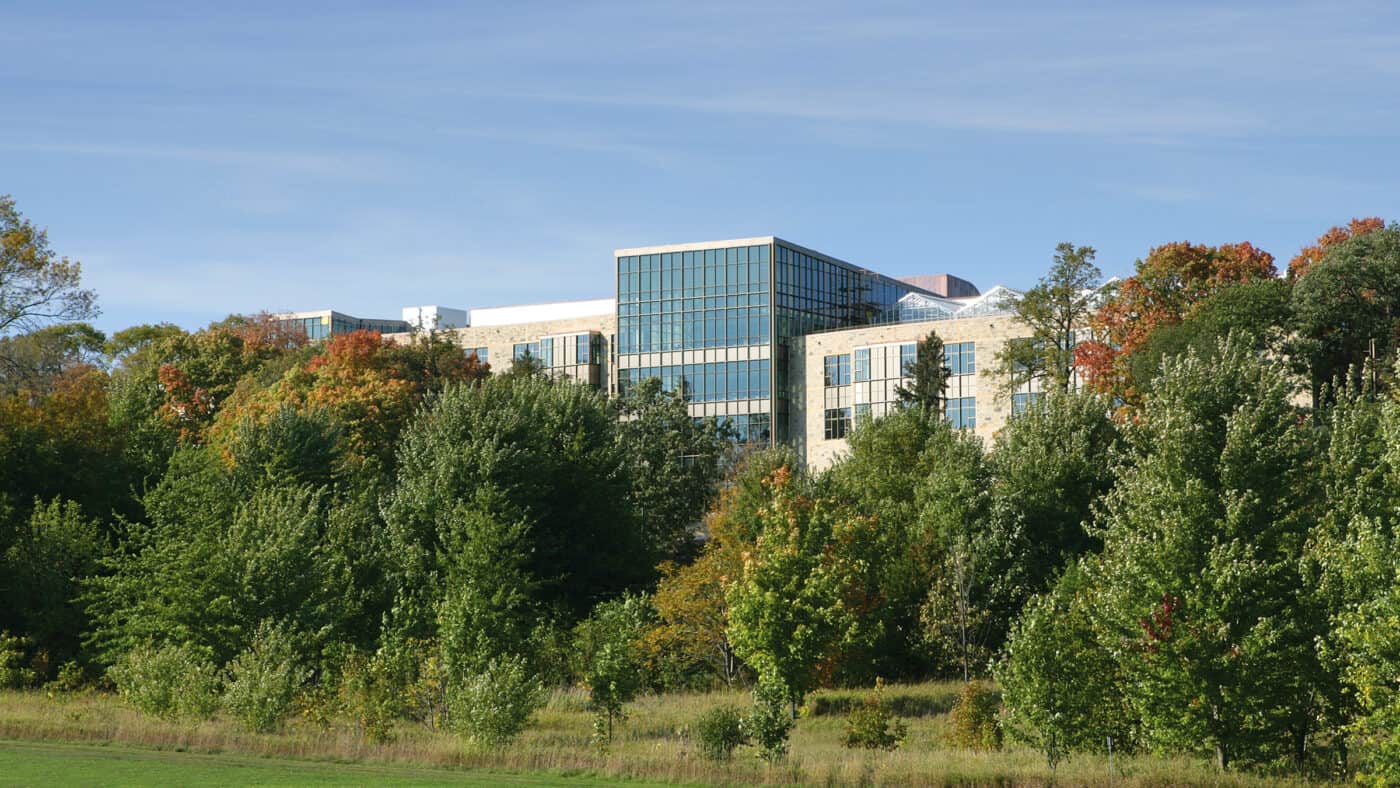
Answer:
[853,348,870,382]
[854,403,871,422]
[899,343,917,377]
[824,407,852,440]
[1012,392,1043,415]
[947,342,976,376]
[823,354,851,387]
[946,397,977,430]
[576,334,591,364]
[512,342,539,361]
[466,347,489,365]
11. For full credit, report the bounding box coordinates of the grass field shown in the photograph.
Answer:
[0,684,1317,786]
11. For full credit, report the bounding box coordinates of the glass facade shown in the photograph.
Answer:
[617,238,923,445]
[274,312,411,341]
[466,347,489,365]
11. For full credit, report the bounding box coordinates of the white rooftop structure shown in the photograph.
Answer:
[402,305,469,331]
[469,297,616,327]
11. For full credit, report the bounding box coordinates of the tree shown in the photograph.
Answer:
[987,390,1120,602]
[0,196,98,352]
[997,563,1132,768]
[894,331,950,412]
[1077,240,1276,403]
[616,377,732,561]
[0,323,106,396]
[996,242,1103,394]
[383,376,647,640]
[576,594,651,744]
[1288,216,1386,279]
[1088,339,1318,770]
[1290,223,1400,406]
[726,468,883,715]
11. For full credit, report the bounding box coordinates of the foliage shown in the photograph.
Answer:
[997,564,1129,767]
[447,654,546,747]
[0,631,36,689]
[1078,240,1276,403]
[108,642,221,720]
[437,503,538,681]
[694,704,748,760]
[747,674,795,763]
[615,377,732,561]
[893,330,949,412]
[947,681,1002,751]
[0,498,107,677]
[222,620,309,733]
[1288,216,1386,278]
[0,323,106,396]
[842,679,908,751]
[726,468,883,709]
[577,594,651,744]
[995,242,1103,393]
[1290,222,1400,405]
[384,376,645,638]
[338,650,404,743]
[0,195,98,345]
[1087,339,1317,770]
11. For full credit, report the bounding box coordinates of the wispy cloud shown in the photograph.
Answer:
[0,141,390,180]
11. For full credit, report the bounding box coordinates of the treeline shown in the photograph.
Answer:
[1,193,1399,779]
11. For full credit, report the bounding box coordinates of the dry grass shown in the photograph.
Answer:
[0,683,1320,786]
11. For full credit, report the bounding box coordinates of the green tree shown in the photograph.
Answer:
[894,331,949,412]
[726,468,882,715]
[576,594,651,744]
[1089,338,1318,770]
[996,242,1103,394]
[1291,222,1400,406]
[0,323,106,396]
[616,377,732,561]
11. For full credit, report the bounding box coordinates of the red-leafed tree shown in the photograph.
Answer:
[1288,217,1386,279]
[1076,241,1276,403]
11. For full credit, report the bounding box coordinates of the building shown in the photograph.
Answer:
[401,305,469,332]
[272,309,411,340]
[363,236,1045,467]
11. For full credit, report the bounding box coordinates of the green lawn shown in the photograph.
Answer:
[0,740,655,787]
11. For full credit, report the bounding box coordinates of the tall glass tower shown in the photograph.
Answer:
[614,237,927,444]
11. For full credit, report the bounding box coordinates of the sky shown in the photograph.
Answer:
[4,1,1399,334]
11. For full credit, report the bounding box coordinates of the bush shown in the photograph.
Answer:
[339,650,403,744]
[222,622,309,733]
[948,681,1003,751]
[447,654,546,746]
[747,677,794,763]
[695,704,748,761]
[842,679,907,750]
[0,631,36,689]
[109,643,221,719]
[47,660,87,692]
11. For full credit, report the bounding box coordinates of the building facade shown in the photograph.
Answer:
[354,236,1046,467]
[273,309,411,341]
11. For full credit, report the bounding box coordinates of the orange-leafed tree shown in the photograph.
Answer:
[1288,217,1386,279]
[212,329,488,473]
[1076,241,1276,403]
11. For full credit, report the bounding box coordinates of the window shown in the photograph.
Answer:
[947,342,976,376]
[576,334,591,364]
[899,343,917,377]
[512,342,539,360]
[466,347,489,365]
[1012,392,1043,415]
[823,354,850,387]
[853,348,870,382]
[946,397,977,430]
[854,403,871,422]
[824,407,852,440]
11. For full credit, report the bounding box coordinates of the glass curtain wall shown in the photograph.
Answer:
[617,243,773,443]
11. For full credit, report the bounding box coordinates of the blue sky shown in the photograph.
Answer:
[4,1,1398,334]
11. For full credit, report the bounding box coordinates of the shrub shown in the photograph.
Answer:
[695,704,748,761]
[0,632,36,689]
[842,679,907,750]
[109,643,221,719]
[747,677,795,763]
[222,622,309,733]
[948,681,1003,751]
[47,660,87,692]
[448,654,546,746]
[339,650,403,744]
